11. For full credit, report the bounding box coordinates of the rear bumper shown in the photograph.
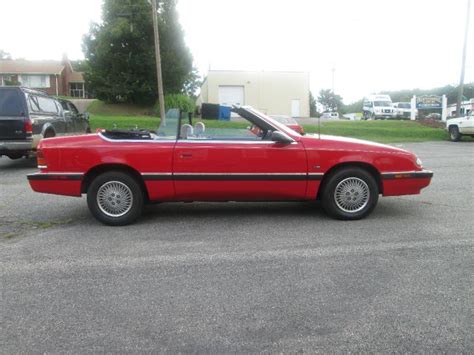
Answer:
[381,170,433,196]
[0,140,33,155]
[27,172,83,197]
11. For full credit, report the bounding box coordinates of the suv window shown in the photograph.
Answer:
[0,88,25,116]
[59,101,69,110]
[37,96,59,114]
[68,103,79,114]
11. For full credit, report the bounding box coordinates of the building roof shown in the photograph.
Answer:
[0,60,65,75]
[68,71,85,82]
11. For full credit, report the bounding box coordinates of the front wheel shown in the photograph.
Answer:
[449,126,462,142]
[87,171,144,226]
[321,168,379,220]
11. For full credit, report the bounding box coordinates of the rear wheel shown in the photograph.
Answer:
[321,167,379,220]
[43,130,55,139]
[7,153,24,160]
[449,126,462,142]
[87,171,144,226]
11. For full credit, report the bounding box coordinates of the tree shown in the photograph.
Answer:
[317,89,343,112]
[309,92,318,117]
[82,0,197,104]
[0,50,12,60]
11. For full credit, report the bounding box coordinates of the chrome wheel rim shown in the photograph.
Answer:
[334,177,370,213]
[97,181,133,218]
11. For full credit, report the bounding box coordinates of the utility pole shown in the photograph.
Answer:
[152,0,166,126]
[331,66,335,94]
[456,0,471,117]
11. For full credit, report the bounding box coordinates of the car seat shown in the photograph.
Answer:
[180,124,193,139]
[194,122,205,137]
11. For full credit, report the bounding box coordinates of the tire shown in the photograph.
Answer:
[7,153,24,160]
[449,126,462,142]
[87,171,144,226]
[43,130,55,139]
[321,167,379,220]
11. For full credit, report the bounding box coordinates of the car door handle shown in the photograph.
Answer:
[180,153,193,158]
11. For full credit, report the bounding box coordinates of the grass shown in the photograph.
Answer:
[88,100,154,116]
[89,115,448,143]
[305,120,448,143]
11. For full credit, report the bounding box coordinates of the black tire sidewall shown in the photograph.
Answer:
[87,171,144,226]
[321,168,379,220]
[449,126,461,141]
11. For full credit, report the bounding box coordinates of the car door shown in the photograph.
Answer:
[464,112,474,134]
[66,102,87,133]
[172,120,308,201]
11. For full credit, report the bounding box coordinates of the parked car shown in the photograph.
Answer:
[270,115,305,134]
[27,106,433,226]
[446,111,474,141]
[425,112,441,120]
[321,112,339,119]
[362,95,396,119]
[0,87,90,160]
[393,102,416,119]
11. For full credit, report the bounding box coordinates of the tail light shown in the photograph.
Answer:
[24,118,33,135]
[37,149,47,169]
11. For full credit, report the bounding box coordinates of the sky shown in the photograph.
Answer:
[0,0,472,103]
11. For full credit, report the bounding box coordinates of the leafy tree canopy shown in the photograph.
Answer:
[83,0,197,104]
[0,49,12,60]
[317,89,343,112]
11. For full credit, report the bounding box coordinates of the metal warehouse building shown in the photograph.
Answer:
[197,70,310,118]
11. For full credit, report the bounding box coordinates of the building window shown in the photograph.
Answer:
[69,82,85,98]
[1,75,13,86]
[19,75,50,88]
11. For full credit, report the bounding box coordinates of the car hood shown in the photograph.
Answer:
[301,134,411,155]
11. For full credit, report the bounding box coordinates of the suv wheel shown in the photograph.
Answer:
[87,171,144,226]
[449,126,461,142]
[7,153,24,160]
[321,167,379,220]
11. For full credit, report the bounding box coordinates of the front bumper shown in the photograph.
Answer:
[381,170,433,196]
[0,140,33,155]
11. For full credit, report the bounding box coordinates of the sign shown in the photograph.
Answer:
[416,96,442,109]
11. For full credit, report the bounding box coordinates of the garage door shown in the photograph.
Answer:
[218,86,244,106]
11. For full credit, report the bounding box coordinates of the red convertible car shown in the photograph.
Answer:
[27,106,433,226]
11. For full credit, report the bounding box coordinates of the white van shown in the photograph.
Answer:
[362,95,395,120]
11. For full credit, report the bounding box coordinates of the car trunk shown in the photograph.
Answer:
[0,88,28,140]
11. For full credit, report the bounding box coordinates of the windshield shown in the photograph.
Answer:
[398,103,411,109]
[270,115,297,125]
[156,108,180,139]
[374,101,392,107]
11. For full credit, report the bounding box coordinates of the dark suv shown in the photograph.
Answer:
[0,87,90,159]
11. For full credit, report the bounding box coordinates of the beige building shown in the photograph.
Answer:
[197,70,310,117]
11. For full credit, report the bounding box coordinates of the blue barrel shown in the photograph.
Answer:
[218,105,231,121]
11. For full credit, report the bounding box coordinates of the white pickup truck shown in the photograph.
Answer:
[446,111,474,141]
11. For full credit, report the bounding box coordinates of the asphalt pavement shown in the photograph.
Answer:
[0,141,473,352]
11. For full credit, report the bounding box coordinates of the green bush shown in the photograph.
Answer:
[154,94,195,117]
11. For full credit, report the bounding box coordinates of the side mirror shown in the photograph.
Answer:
[271,130,294,144]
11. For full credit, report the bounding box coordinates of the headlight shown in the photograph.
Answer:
[415,157,423,167]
